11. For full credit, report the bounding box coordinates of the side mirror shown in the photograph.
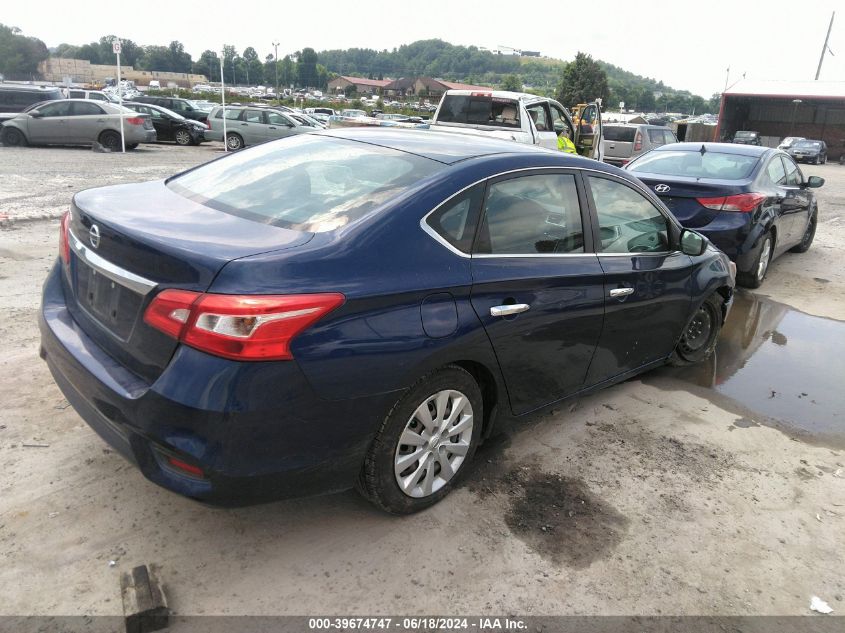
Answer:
[680,229,707,256]
[805,175,825,188]
[29,110,43,118]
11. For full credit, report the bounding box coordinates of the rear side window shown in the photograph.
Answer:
[72,102,104,115]
[426,185,483,254]
[648,129,674,145]
[629,150,759,180]
[244,109,264,123]
[168,135,444,232]
[476,174,584,255]
[215,108,243,120]
[587,176,670,254]
[437,95,521,129]
[765,157,786,185]
[603,126,636,142]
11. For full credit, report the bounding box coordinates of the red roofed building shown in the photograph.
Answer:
[327,76,392,95]
[383,77,494,99]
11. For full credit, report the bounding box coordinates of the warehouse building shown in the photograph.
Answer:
[327,76,392,95]
[717,79,845,160]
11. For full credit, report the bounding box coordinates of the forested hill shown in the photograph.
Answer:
[318,39,716,113]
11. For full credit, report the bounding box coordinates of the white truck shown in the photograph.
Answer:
[430,89,603,160]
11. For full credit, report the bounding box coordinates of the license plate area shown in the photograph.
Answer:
[75,258,143,340]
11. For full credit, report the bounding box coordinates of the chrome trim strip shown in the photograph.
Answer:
[68,230,157,295]
[420,165,671,259]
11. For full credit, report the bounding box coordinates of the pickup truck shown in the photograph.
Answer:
[430,89,603,160]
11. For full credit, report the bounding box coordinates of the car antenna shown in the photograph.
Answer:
[700,144,707,155]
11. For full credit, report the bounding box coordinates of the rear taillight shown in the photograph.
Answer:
[697,193,767,213]
[143,290,345,361]
[633,131,642,152]
[59,210,71,265]
[126,116,145,126]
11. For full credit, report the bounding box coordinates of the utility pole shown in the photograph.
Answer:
[815,11,835,80]
[272,41,280,104]
[724,66,730,93]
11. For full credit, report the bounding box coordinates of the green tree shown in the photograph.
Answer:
[243,47,264,85]
[167,40,192,73]
[139,45,171,72]
[0,24,48,78]
[193,50,220,82]
[501,73,522,92]
[555,52,608,108]
[297,47,318,88]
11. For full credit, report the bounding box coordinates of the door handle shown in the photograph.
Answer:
[268,126,277,129]
[490,304,530,317]
[241,123,248,126]
[609,288,634,298]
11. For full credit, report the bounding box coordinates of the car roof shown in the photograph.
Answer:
[653,142,772,157]
[0,83,63,92]
[319,127,573,165]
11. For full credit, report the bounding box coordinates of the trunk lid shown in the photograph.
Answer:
[65,180,312,381]
[634,174,751,227]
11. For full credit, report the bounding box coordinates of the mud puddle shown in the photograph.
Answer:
[648,291,845,448]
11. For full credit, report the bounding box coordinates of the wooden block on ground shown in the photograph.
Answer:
[120,564,169,633]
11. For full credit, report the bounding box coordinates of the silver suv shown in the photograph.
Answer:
[206,105,315,150]
[601,124,677,167]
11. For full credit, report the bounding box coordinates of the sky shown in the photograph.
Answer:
[4,0,844,98]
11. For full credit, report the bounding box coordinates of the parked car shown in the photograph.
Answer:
[125,102,207,145]
[601,124,678,167]
[626,142,823,288]
[131,95,209,123]
[777,136,804,151]
[205,105,314,149]
[40,129,735,513]
[431,89,603,159]
[340,108,367,118]
[788,139,828,164]
[67,89,119,104]
[1,99,156,150]
[288,112,326,129]
[0,83,64,123]
[732,131,761,146]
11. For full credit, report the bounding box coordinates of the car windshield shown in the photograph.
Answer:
[603,126,637,142]
[794,141,821,149]
[167,135,444,232]
[628,150,759,180]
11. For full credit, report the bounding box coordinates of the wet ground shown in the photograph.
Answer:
[649,291,845,449]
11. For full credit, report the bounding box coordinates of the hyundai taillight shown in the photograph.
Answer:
[697,193,767,213]
[633,132,643,152]
[126,116,145,126]
[143,290,345,361]
[59,210,71,265]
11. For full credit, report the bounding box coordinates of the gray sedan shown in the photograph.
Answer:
[206,105,315,150]
[1,99,156,150]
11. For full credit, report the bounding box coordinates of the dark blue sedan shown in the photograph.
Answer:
[40,129,735,513]
[626,143,824,288]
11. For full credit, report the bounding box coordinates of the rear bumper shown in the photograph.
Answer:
[205,129,223,142]
[39,262,396,505]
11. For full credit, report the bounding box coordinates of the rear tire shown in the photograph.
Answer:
[174,129,192,146]
[737,232,772,289]
[669,293,723,366]
[98,130,121,151]
[790,208,817,253]
[1,127,27,147]
[225,132,244,151]
[126,143,139,150]
[358,366,483,514]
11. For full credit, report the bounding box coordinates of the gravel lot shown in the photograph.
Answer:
[1,143,844,618]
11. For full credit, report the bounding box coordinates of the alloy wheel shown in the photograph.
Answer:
[394,389,473,498]
[175,130,191,145]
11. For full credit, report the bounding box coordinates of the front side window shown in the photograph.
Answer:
[476,174,585,255]
[587,176,670,254]
[168,135,444,232]
[267,112,291,126]
[526,104,550,131]
[36,101,73,117]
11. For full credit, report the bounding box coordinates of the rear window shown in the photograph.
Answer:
[603,126,637,142]
[436,95,521,129]
[735,131,757,138]
[628,150,759,180]
[168,135,444,232]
